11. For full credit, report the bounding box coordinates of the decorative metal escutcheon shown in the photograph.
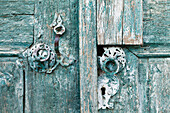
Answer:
[99,47,126,74]
[98,47,126,109]
[27,43,58,73]
[98,74,119,109]
[22,14,74,73]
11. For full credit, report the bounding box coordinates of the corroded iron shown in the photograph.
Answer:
[27,43,59,73]
[50,14,65,35]
[22,14,74,73]
[53,15,65,35]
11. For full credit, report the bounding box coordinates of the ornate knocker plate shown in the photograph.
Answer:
[99,47,126,74]
[20,13,74,73]
[27,43,58,73]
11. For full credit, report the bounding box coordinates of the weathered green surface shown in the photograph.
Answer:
[0,15,34,53]
[0,57,23,113]
[0,0,169,113]
[97,0,143,45]
[0,1,34,53]
[0,1,34,15]
[143,0,170,44]
[24,0,80,113]
[123,0,143,45]
[98,0,169,112]
[79,0,98,113]
[128,44,170,58]
[97,0,123,45]
[138,58,170,113]
[0,1,33,113]
[98,48,140,113]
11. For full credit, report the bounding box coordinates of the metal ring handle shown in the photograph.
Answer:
[102,58,120,74]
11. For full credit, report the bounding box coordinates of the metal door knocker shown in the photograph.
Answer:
[27,43,58,73]
[22,13,74,73]
[98,47,126,109]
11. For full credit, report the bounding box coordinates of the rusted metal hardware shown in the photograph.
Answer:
[21,14,74,73]
[98,47,126,109]
[27,43,58,73]
[53,15,65,35]
[50,14,65,35]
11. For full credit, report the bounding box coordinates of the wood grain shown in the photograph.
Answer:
[97,0,124,45]
[79,0,98,112]
[25,0,80,113]
[0,0,169,112]
[0,15,34,53]
[128,44,170,58]
[0,1,34,15]
[123,0,143,45]
[138,58,170,113]
[97,0,143,45]
[143,0,170,44]
[0,1,34,53]
[0,57,23,113]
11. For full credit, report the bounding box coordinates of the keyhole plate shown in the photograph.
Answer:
[98,74,119,109]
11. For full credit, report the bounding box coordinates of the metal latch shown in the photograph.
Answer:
[22,13,74,73]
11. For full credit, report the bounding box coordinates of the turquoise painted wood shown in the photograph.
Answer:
[0,0,169,113]
[79,0,98,112]
[97,0,143,45]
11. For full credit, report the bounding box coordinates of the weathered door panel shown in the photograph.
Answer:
[97,0,170,112]
[98,56,169,113]
[0,1,34,54]
[138,58,169,113]
[0,0,80,113]
[0,0,169,113]
[81,0,169,112]
[0,57,23,113]
[0,1,34,113]
[143,0,170,44]
[97,0,143,45]
[24,0,80,113]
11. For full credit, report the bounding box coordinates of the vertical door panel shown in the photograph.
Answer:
[0,58,23,113]
[79,0,98,112]
[97,0,124,45]
[25,0,80,113]
[97,0,143,45]
[97,0,169,113]
[123,0,143,45]
[0,1,34,113]
[138,58,170,113]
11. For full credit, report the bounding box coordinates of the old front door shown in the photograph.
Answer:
[0,0,169,113]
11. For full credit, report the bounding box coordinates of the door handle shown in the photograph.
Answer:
[98,47,126,109]
[22,14,74,73]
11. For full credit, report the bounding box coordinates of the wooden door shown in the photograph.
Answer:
[0,0,80,113]
[0,0,169,113]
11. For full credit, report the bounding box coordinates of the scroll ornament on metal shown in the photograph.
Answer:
[98,47,126,109]
[23,14,74,73]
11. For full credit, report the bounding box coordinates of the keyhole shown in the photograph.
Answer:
[101,87,106,95]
